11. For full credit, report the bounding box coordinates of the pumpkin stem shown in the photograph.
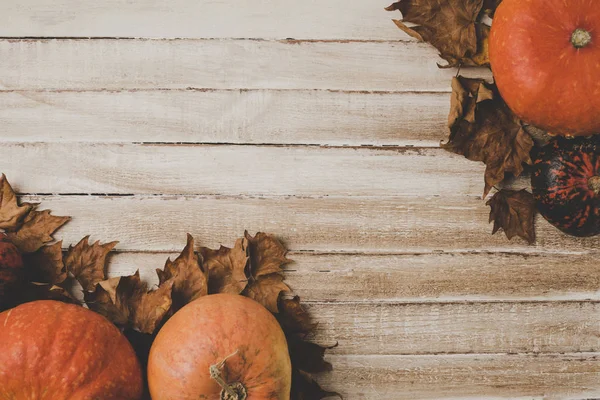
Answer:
[588,176,600,195]
[572,28,592,48]
[209,350,248,400]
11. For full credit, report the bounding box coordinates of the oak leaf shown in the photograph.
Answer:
[85,271,173,334]
[64,236,117,291]
[291,369,341,400]
[486,189,536,244]
[200,238,249,295]
[23,241,66,285]
[443,76,533,198]
[0,174,33,231]
[7,210,70,253]
[278,296,317,335]
[243,273,290,314]
[386,0,489,67]
[156,234,208,310]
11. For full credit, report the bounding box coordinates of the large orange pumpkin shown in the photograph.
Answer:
[489,0,600,136]
[148,294,292,400]
[0,300,143,400]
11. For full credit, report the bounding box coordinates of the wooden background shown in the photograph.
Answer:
[2,1,600,398]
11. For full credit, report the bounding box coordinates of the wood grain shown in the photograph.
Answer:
[107,252,600,302]
[0,0,403,40]
[320,354,600,399]
[0,39,491,91]
[0,90,449,146]
[19,195,600,253]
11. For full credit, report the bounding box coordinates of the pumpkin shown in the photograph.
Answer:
[531,136,600,237]
[0,234,23,300]
[489,0,600,136]
[0,300,143,399]
[148,293,292,400]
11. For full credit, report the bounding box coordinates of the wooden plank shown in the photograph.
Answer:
[1,144,488,197]
[0,40,491,91]
[0,90,449,146]
[20,195,600,253]
[0,0,405,40]
[107,252,600,302]
[321,354,600,399]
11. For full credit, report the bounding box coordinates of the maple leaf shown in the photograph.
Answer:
[200,238,249,295]
[156,234,208,310]
[243,273,290,314]
[245,231,292,277]
[0,174,33,231]
[486,189,536,244]
[7,210,70,253]
[386,0,489,67]
[277,296,317,335]
[291,369,341,400]
[85,271,173,334]
[64,236,117,292]
[443,76,534,198]
[23,241,66,285]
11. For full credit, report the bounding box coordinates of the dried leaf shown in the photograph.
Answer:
[278,296,316,335]
[0,174,33,231]
[156,234,208,309]
[443,76,534,197]
[486,189,536,244]
[64,236,117,292]
[200,238,249,295]
[291,369,342,400]
[245,231,292,277]
[288,336,336,373]
[7,210,70,253]
[386,0,489,67]
[243,273,290,313]
[86,271,173,334]
[23,241,66,285]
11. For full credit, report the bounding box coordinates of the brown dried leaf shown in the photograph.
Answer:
[200,238,249,295]
[291,369,342,400]
[486,189,536,244]
[64,236,117,291]
[443,76,534,197]
[23,241,66,285]
[86,271,173,334]
[386,0,489,67]
[156,234,208,310]
[7,210,70,253]
[288,336,336,373]
[243,273,290,313]
[0,175,33,231]
[278,296,316,335]
[245,231,292,277]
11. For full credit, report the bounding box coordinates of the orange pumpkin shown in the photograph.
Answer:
[490,0,600,136]
[148,294,292,400]
[0,300,143,400]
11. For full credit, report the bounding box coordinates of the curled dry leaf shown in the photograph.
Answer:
[443,76,534,198]
[291,370,342,400]
[23,241,66,285]
[278,296,317,335]
[64,236,117,291]
[200,238,249,295]
[6,210,70,253]
[486,189,536,244]
[156,234,208,310]
[385,0,490,67]
[245,231,292,277]
[244,273,290,314]
[287,336,336,374]
[0,174,33,231]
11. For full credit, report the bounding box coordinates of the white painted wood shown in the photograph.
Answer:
[107,252,600,302]
[0,0,403,40]
[20,195,599,253]
[322,354,600,399]
[1,144,488,197]
[0,90,449,146]
[0,40,491,91]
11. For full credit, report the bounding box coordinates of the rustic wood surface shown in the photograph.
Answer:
[2,1,599,398]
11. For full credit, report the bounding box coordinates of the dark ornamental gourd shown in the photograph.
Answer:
[531,136,600,237]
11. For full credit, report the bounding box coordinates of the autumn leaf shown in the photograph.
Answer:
[0,174,33,231]
[23,241,66,285]
[64,236,117,292]
[245,231,292,277]
[7,210,70,253]
[291,369,342,400]
[443,76,534,198]
[486,189,536,244]
[156,234,208,310]
[278,296,316,335]
[200,238,249,295]
[86,271,173,334]
[243,273,290,314]
[386,0,490,67]
[287,336,336,374]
